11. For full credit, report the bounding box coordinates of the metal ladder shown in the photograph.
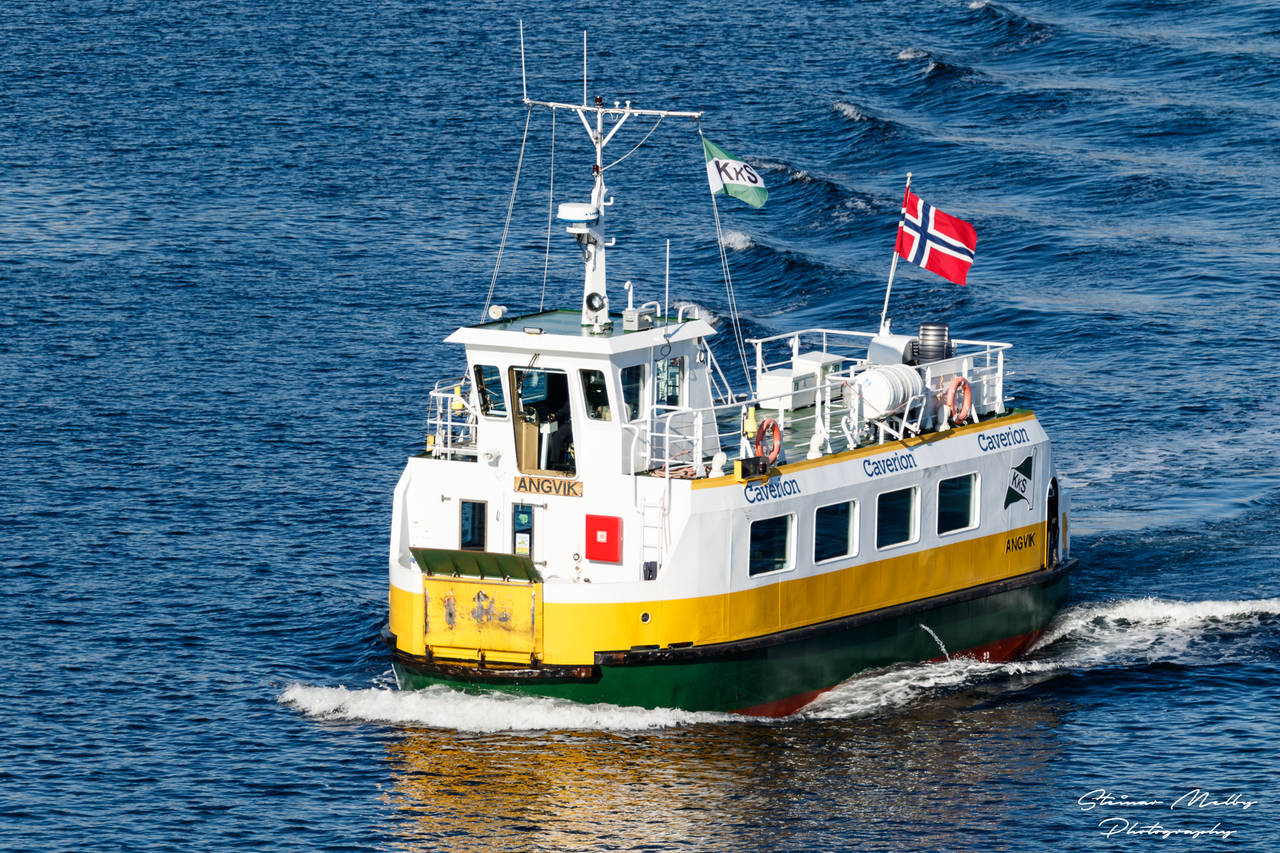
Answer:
[638,495,666,579]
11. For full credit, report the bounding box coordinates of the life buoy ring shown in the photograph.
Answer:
[945,376,972,423]
[754,417,782,464]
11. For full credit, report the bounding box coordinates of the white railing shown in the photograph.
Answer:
[420,329,1011,475]
[643,372,863,476]
[641,331,1011,477]
[747,328,878,382]
[425,379,480,460]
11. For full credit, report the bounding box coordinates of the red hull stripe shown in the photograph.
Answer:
[735,686,835,718]
[927,627,1045,665]
[732,628,1045,718]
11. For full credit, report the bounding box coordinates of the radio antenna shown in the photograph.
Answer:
[519,20,527,102]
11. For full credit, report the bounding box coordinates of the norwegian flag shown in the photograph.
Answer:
[894,190,977,286]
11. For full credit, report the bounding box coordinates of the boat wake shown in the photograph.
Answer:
[278,682,734,733]
[802,596,1280,719]
[280,597,1278,731]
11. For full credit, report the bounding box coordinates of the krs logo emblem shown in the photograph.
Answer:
[1005,455,1033,509]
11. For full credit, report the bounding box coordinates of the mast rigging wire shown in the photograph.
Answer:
[482,104,533,321]
[601,116,664,172]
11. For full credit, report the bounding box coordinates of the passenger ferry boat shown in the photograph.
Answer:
[383,78,1073,716]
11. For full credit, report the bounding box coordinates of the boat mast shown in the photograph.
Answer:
[522,92,701,327]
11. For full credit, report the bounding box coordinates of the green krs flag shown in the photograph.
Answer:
[1005,455,1033,509]
[703,137,767,208]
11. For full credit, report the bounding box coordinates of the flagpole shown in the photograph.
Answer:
[699,126,755,394]
[877,172,912,335]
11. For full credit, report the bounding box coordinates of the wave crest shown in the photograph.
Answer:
[833,101,870,122]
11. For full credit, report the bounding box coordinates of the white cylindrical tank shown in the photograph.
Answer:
[852,364,925,417]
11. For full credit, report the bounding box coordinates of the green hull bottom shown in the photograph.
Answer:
[390,565,1070,716]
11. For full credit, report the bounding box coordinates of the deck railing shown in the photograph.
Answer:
[425,378,481,461]
[422,329,1011,476]
[641,330,1011,477]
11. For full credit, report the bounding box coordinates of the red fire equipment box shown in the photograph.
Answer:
[585,514,623,563]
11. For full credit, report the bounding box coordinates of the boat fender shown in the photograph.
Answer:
[754,417,782,464]
[944,376,972,423]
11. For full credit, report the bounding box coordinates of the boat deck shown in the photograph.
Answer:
[422,325,1011,480]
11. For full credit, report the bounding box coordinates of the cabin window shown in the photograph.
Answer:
[473,364,507,417]
[655,356,685,408]
[937,473,978,535]
[876,487,918,550]
[580,369,611,420]
[748,514,792,576]
[621,364,645,421]
[509,367,575,475]
[459,500,486,551]
[814,500,857,563]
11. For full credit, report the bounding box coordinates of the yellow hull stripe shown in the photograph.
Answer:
[691,409,1038,489]
[391,520,1048,666]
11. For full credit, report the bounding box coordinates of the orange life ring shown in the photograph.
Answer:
[754,417,782,464]
[945,376,972,422]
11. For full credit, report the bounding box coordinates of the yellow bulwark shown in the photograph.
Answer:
[422,576,542,665]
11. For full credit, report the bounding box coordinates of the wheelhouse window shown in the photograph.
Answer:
[509,367,575,475]
[814,500,857,563]
[621,364,644,421]
[655,356,685,408]
[937,473,978,535]
[876,487,918,550]
[749,514,792,576]
[580,369,611,420]
[460,500,486,551]
[473,364,507,417]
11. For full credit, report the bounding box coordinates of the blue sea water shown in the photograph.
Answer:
[3,1,1279,849]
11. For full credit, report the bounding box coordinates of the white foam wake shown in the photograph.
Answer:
[804,596,1280,719]
[1033,596,1280,658]
[801,657,1018,719]
[279,682,733,733]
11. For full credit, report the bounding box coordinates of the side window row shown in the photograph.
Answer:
[461,474,979,563]
[748,473,980,576]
